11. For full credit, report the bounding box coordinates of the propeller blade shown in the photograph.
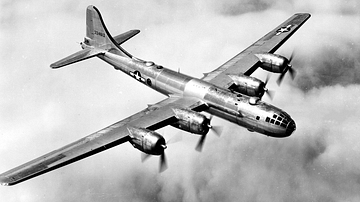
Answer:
[263,74,275,99]
[208,115,222,136]
[211,125,223,137]
[266,89,275,100]
[195,114,222,152]
[159,152,168,172]
[195,134,207,152]
[265,74,271,85]
[166,133,183,145]
[289,51,295,63]
[277,50,299,86]
[276,67,287,86]
[288,65,297,80]
[141,153,151,162]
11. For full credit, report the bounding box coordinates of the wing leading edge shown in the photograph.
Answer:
[202,13,311,89]
[0,96,207,186]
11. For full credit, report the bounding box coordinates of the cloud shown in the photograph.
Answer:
[294,46,359,89]
[289,12,360,92]
[0,0,360,202]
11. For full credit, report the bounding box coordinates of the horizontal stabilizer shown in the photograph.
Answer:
[50,48,104,69]
[113,30,140,45]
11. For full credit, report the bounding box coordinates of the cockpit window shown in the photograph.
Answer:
[280,113,287,118]
[267,112,292,128]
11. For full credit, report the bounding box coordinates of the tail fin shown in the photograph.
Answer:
[50,5,132,69]
[84,5,131,57]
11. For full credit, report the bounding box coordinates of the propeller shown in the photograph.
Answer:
[159,149,167,172]
[159,133,183,172]
[141,134,181,172]
[195,115,223,152]
[276,52,297,86]
[141,143,168,172]
[195,133,207,152]
[263,74,275,100]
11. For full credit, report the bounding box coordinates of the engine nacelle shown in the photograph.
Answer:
[255,53,290,73]
[128,127,166,155]
[171,108,210,135]
[228,74,266,98]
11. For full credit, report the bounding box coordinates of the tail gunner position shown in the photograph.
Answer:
[0,6,310,185]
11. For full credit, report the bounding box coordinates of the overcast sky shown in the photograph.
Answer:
[0,0,359,201]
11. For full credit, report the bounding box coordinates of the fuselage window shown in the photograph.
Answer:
[256,116,260,120]
[278,117,283,122]
[270,119,275,124]
[266,117,270,122]
[146,78,152,86]
[275,121,280,125]
[273,114,277,119]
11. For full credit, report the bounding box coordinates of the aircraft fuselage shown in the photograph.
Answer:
[100,51,296,137]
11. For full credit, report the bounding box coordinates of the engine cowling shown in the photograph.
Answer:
[228,74,266,98]
[255,53,290,73]
[171,108,210,135]
[128,127,166,155]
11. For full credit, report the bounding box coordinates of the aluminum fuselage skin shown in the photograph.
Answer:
[100,52,296,137]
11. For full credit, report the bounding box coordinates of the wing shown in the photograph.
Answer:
[202,13,311,88]
[0,96,207,186]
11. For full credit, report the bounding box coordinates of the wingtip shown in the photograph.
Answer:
[50,63,58,69]
[0,175,13,186]
[50,63,63,69]
[295,13,311,18]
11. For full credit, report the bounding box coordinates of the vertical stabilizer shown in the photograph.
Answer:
[84,5,131,57]
[50,5,132,69]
